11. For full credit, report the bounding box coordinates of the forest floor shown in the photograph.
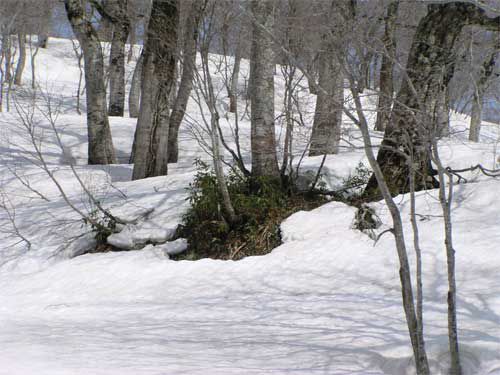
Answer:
[0,37,499,374]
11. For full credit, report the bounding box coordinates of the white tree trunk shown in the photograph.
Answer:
[250,0,280,179]
[64,0,116,164]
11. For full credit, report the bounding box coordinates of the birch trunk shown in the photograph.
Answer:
[108,23,129,116]
[350,83,430,375]
[375,0,398,132]
[65,0,116,164]
[469,47,498,142]
[14,32,26,86]
[229,36,242,114]
[93,0,130,117]
[132,0,178,180]
[128,52,142,118]
[431,140,461,375]
[309,38,343,156]
[167,0,203,163]
[250,0,279,179]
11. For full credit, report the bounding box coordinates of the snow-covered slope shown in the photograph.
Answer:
[0,37,499,375]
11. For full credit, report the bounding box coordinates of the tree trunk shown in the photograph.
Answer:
[2,32,12,85]
[98,0,130,117]
[375,0,399,132]
[37,34,49,48]
[469,46,498,142]
[132,0,178,180]
[431,139,461,375]
[128,52,142,118]
[436,86,450,137]
[364,2,500,201]
[108,24,129,116]
[65,0,116,164]
[167,0,203,163]
[127,23,136,63]
[350,85,430,375]
[229,35,242,114]
[309,38,343,156]
[14,32,26,86]
[250,0,280,179]
[2,31,12,111]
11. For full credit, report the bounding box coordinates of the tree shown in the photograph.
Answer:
[91,0,130,117]
[128,51,142,118]
[374,0,399,132]
[131,0,178,180]
[65,0,117,164]
[14,32,26,86]
[309,1,346,157]
[249,0,280,179]
[469,41,499,142]
[167,0,204,163]
[364,2,500,201]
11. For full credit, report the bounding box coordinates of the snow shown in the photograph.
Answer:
[0,37,499,374]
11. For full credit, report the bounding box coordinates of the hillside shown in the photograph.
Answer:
[0,37,499,375]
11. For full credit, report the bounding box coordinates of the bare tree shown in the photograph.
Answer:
[167,0,204,163]
[374,0,399,132]
[91,0,130,117]
[364,2,500,200]
[132,0,178,179]
[469,40,499,142]
[308,1,347,157]
[14,32,26,86]
[249,0,280,179]
[64,0,117,164]
[128,51,142,118]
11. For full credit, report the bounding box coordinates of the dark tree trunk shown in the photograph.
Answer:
[364,2,500,201]
[250,0,280,179]
[128,52,142,119]
[65,0,116,164]
[132,0,178,180]
[375,0,399,132]
[167,0,203,163]
[108,23,129,116]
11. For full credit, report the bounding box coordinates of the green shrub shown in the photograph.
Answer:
[176,160,326,260]
[340,162,371,202]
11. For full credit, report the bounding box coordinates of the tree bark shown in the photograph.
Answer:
[2,32,12,85]
[65,0,116,164]
[436,86,450,137]
[96,0,130,117]
[128,51,142,118]
[108,23,129,116]
[132,0,178,180]
[229,45,241,114]
[167,0,203,163]
[374,0,399,132]
[469,46,498,142]
[309,37,343,156]
[14,32,26,86]
[250,0,280,179]
[364,2,500,201]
